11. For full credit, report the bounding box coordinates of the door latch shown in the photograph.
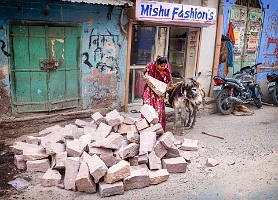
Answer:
[40,58,59,71]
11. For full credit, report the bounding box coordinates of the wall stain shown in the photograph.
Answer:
[82,27,122,109]
[0,70,12,116]
[83,69,117,108]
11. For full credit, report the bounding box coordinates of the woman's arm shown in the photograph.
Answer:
[142,67,148,76]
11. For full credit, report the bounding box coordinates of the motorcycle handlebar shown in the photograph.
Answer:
[233,71,240,76]
[252,62,262,68]
[233,63,262,76]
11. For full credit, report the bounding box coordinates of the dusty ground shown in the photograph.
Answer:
[1,103,278,200]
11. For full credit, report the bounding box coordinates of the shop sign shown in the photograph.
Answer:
[136,0,217,27]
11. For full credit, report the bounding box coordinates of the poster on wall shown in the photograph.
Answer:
[246,19,261,53]
[229,6,262,69]
[231,20,245,56]
[135,0,217,27]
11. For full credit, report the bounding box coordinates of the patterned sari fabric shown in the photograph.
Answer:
[142,57,172,131]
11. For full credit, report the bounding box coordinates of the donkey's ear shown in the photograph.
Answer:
[183,78,190,88]
[193,72,201,81]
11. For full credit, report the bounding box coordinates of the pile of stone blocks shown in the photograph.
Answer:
[10,104,199,197]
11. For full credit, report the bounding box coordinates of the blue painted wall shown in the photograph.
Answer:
[220,0,278,78]
[0,0,128,115]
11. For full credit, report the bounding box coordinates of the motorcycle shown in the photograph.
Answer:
[213,63,263,115]
[266,72,278,105]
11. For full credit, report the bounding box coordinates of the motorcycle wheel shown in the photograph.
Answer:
[253,98,262,108]
[272,86,278,105]
[216,88,236,115]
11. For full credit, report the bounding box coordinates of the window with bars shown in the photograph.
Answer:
[235,0,261,8]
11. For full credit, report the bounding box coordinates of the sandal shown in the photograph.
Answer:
[130,110,140,113]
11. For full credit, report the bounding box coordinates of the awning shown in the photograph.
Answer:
[61,0,133,7]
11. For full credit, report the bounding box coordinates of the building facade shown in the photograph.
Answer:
[0,0,220,117]
[216,0,278,101]
[0,0,133,116]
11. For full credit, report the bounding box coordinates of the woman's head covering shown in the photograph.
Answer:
[155,55,168,65]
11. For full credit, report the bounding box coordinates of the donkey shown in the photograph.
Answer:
[167,72,203,134]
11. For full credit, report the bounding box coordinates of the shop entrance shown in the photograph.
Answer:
[128,25,200,103]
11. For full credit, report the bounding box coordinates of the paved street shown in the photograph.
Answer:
[2,103,278,200]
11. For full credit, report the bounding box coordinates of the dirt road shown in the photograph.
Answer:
[1,103,278,200]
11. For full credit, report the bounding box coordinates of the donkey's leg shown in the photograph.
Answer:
[180,103,187,135]
[172,104,178,133]
[191,104,198,128]
[185,103,193,128]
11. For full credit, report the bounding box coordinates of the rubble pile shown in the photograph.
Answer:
[10,105,199,197]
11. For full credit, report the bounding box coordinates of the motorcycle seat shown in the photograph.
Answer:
[225,78,239,84]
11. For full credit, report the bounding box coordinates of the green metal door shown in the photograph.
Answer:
[10,25,81,113]
[230,6,262,74]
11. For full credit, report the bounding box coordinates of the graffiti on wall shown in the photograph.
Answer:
[83,29,120,78]
[265,38,278,58]
[264,14,278,59]
[82,28,122,107]
[82,52,93,68]
[0,40,10,57]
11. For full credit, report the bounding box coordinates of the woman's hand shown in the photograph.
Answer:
[142,67,149,81]
[142,74,149,82]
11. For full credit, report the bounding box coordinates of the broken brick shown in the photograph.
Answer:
[149,169,169,185]
[148,151,161,170]
[106,109,123,127]
[66,139,87,157]
[140,104,159,124]
[41,168,61,187]
[14,155,27,170]
[64,157,80,191]
[118,143,139,160]
[180,138,198,151]
[118,124,138,135]
[153,140,167,159]
[123,167,150,191]
[139,131,156,155]
[104,160,131,184]
[98,181,124,198]
[87,154,108,183]
[91,112,106,125]
[162,157,187,173]
[206,158,219,167]
[26,159,50,172]
[126,131,140,144]
[75,160,97,193]
[135,118,149,131]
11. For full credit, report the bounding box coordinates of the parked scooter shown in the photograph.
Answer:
[266,72,278,105]
[213,63,263,115]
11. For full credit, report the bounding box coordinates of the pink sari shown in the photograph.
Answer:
[142,57,172,131]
